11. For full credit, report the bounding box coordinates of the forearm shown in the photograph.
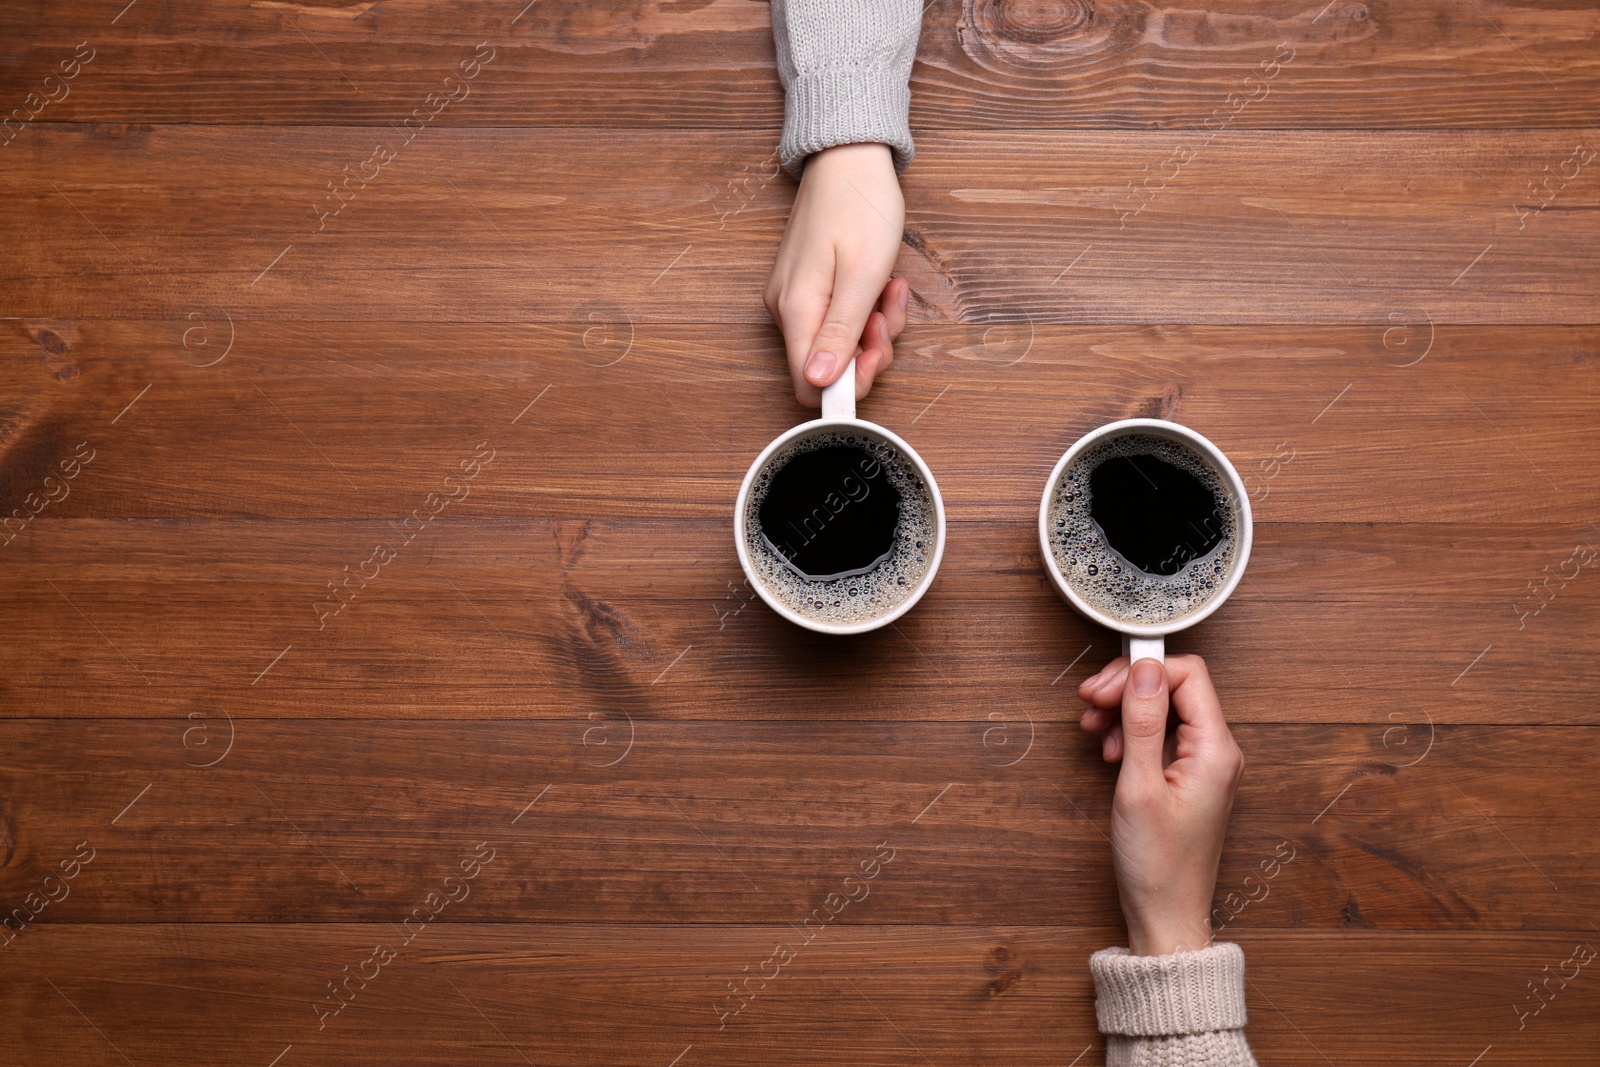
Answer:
[770,0,922,177]
[1091,942,1259,1067]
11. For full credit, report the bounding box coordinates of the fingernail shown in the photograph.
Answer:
[806,351,836,381]
[1132,659,1163,698]
[898,285,909,310]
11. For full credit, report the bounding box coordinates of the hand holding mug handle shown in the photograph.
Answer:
[821,357,856,421]
[1078,654,1245,956]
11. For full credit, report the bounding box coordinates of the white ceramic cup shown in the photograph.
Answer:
[735,361,946,635]
[1038,418,1253,662]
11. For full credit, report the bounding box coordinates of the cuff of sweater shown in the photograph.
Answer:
[1091,942,1249,1037]
[779,66,914,178]
[1104,1031,1258,1067]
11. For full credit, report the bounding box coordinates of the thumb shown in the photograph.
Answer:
[1119,658,1171,785]
[803,267,880,388]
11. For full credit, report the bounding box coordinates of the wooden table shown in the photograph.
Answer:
[2,2,1596,1064]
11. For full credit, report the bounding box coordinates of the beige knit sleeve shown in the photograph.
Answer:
[1090,942,1259,1067]
[770,0,922,177]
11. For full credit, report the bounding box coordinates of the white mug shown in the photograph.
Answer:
[1038,418,1253,662]
[735,361,946,635]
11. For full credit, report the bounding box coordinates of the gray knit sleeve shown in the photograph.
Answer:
[770,0,922,178]
[1090,943,1259,1067]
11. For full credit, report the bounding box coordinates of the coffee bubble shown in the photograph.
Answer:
[744,428,936,626]
[1048,433,1239,626]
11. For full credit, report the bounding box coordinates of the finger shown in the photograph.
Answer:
[1080,705,1118,733]
[805,264,885,389]
[1077,657,1129,700]
[1088,664,1130,708]
[1103,725,1123,763]
[1163,657,1240,783]
[854,343,886,399]
[1164,654,1227,736]
[773,275,833,407]
[879,275,910,341]
[855,312,895,397]
[1118,657,1171,785]
[1081,672,1130,711]
[864,308,895,369]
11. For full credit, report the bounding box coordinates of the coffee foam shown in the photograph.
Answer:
[744,428,936,626]
[1047,433,1239,626]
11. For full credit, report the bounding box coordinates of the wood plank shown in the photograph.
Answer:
[0,721,1590,927]
[0,323,1593,523]
[0,518,1594,722]
[3,128,1597,322]
[4,1,1600,128]
[3,926,1594,1065]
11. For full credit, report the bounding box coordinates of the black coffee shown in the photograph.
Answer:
[757,444,901,581]
[1047,433,1239,626]
[1088,454,1224,576]
[743,430,936,626]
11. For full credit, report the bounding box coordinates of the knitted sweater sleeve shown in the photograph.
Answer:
[769,0,922,177]
[1090,942,1260,1067]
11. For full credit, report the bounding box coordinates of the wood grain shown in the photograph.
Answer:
[0,321,1592,729]
[3,927,1596,1066]
[0,323,1593,522]
[3,128,1596,323]
[4,1,1599,128]
[3,1,1596,1062]
[1,518,1595,722]
[0,721,1591,927]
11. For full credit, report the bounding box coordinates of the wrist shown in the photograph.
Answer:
[807,141,894,176]
[1125,910,1214,957]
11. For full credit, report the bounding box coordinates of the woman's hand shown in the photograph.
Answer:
[1078,655,1245,956]
[764,142,909,407]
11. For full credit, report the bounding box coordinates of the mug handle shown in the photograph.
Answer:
[1122,633,1164,664]
[821,357,856,420]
